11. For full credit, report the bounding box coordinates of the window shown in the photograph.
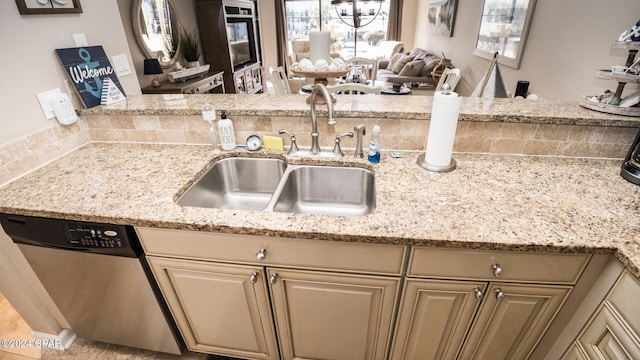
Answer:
[284,0,391,59]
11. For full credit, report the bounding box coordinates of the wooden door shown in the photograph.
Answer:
[390,278,487,360]
[458,282,571,360]
[268,268,400,360]
[148,257,279,360]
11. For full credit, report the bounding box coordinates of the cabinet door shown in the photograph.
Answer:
[390,279,487,360]
[268,268,399,360]
[578,304,640,360]
[458,283,571,360]
[148,257,279,360]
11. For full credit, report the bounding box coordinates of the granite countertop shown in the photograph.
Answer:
[0,142,639,277]
[82,94,640,127]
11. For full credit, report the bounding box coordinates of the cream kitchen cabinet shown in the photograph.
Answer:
[137,227,405,360]
[567,271,640,359]
[391,247,589,360]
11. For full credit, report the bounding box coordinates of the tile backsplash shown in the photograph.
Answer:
[1,114,635,185]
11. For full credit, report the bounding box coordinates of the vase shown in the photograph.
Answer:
[186,61,200,68]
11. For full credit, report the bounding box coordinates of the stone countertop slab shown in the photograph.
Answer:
[0,143,639,277]
[80,94,640,127]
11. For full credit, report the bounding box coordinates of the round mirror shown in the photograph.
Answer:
[132,0,180,68]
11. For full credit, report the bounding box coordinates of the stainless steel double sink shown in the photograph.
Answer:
[176,157,375,216]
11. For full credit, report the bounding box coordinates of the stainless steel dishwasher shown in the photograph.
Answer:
[0,213,182,355]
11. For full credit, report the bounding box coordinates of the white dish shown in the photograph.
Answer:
[381,87,411,95]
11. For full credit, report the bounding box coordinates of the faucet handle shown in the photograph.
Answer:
[333,132,354,157]
[279,129,299,154]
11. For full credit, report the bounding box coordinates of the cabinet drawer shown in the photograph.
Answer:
[408,247,589,284]
[607,271,640,339]
[137,227,406,275]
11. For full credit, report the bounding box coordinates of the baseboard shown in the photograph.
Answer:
[31,328,77,351]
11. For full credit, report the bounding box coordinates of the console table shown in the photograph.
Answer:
[141,71,225,94]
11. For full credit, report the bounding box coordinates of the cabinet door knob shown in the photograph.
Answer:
[250,272,259,284]
[495,288,505,301]
[473,287,484,300]
[491,263,503,278]
[256,249,267,261]
[269,273,278,285]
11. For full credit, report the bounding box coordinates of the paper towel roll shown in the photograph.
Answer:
[309,31,331,64]
[424,90,461,167]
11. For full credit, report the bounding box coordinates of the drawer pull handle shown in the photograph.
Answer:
[473,287,484,300]
[250,272,259,284]
[495,288,505,301]
[256,249,267,261]
[269,273,278,285]
[491,263,503,278]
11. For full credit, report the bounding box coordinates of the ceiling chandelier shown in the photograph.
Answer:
[331,0,384,54]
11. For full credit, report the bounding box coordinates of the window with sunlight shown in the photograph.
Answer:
[285,0,391,60]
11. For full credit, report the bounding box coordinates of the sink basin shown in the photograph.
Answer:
[273,166,375,216]
[177,157,287,210]
[177,157,375,216]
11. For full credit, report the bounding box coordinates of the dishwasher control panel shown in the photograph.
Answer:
[65,223,128,249]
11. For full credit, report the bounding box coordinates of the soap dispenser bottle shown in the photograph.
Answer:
[368,125,381,163]
[218,111,236,150]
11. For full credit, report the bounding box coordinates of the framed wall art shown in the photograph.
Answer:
[427,0,458,37]
[473,0,537,69]
[15,0,82,15]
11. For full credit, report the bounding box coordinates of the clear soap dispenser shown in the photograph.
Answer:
[218,111,236,150]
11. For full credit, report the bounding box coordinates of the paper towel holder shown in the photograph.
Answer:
[417,83,458,172]
[417,154,456,172]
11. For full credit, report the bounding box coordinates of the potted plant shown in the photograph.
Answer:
[180,28,201,68]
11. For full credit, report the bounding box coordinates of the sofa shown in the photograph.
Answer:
[377,48,441,85]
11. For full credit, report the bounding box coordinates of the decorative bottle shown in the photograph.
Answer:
[218,111,236,150]
[368,125,381,163]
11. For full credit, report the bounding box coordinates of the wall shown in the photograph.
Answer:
[0,0,139,147]
[412,0,640,100]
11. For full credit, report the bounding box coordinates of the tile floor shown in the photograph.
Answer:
[0,292,208,360]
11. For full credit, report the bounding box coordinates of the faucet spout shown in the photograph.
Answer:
[309,83,336,154]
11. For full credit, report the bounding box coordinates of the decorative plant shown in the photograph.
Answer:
[180,28,201,62]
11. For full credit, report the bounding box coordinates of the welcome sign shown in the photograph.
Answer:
[56,46,126,108]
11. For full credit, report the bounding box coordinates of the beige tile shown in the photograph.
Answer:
[130,130,160,143]
[159,116,187,130]
[132,116,161,130]
[501,123,538,140]
[600,127,637,145]
[5,154,41,179]
[558,142,626,158]
[490,139,526,154]
[235,116,272,132]
[523,140,560,156]
[567,125,605,143]
[457,121,503,140]
[108,115,135,130]
[534,124,571,141]
[184,130,211,144]
[0,297,41,359]
[156,130,186,144]
[84,115,112,129]
[454,136,492,153]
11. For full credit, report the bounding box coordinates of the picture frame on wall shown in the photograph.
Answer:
[15,0,82,15]
[427,0,458,37]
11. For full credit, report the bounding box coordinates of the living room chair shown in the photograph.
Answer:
[327,83,381,95]
[345,57,379,81]
[269,66,292,95]
[435,68,461,92]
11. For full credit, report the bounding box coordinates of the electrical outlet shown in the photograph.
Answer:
[37,88,62,119]
[111,54,132,76]
[50,93,78,125]
[73,33,88,47]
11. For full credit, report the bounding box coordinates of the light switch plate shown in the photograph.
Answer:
[111,54,132,76]
[73,33,88,47]
[37,88,62,119]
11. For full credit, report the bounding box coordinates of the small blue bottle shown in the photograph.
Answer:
[368,125,381,163]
